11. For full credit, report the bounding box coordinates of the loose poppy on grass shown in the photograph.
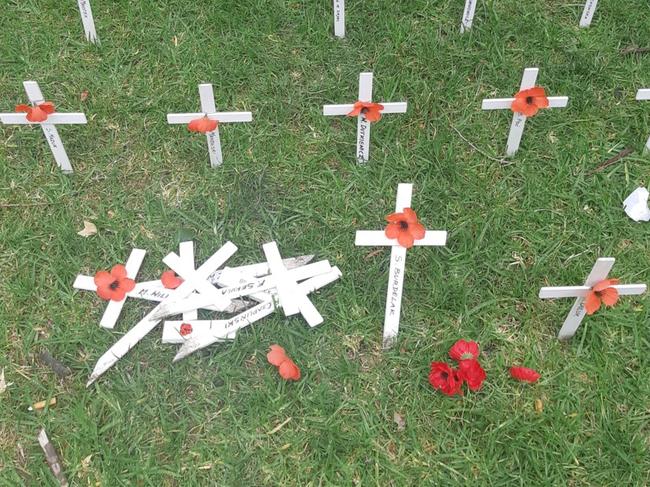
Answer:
[428,361,463,396]
[585,278,620,315]
[188,116,218,133]
[267,345,301,381]
[458,359,486,391]
[94,264,136,301]
[449,339,480,361]
[510,87,549,117]
[384,208,426,249]
[179,323,193,336]
[509,366,541,383]
[347,101,384,122]
[15,102,56,122]
[160,270,183,289]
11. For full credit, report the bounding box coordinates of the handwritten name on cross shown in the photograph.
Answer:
[539,258,646,340]
[579,0,599,28]
[323,72,407,164]
[167,83,252,168]
[0,81,87,173]
[77,0,99,43]
[481,68,568,156]
[333,0,345,37]
[460,0,478,33]
[355,183,447,348]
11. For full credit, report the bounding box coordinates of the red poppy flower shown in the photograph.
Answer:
[93,264,136,301]
[449,339,480,361]
[160,270,183,289]
[458,359,486,391]
[179,323,193,336]
[511,87,549,117]
[384,208,426,249]
[585,278,620,315]
[15,102,56,122]
[509,366,541,383]
[428,361,463,396]
[267,344,301,381]
[347,101,385,122]
[188,116,218,133]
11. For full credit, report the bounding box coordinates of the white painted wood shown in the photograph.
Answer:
[179,241,197,322]
[77,0,99,43]
[166,112,253,124]
[354,183,447,349]
[482,97,568,110]
[636,89,650,101]
[579,0,599,28]
[262,242,324,326]
[0,81,88,173]
[460,0,478,33]
[87,242,238,385]
[100,249,146,329]
[174,267,342,359]
[323,72,407,164]
[333,0,345,38]
[538,258,647,340]
[162,321,236,344]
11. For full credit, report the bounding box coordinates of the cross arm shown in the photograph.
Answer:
[636,89,650,101]
[481,97,569,110]
[539,284,647,299]
[355,230,447,247]
[0,113,88,124]
[166,112,253,124]
[323,102,408,116]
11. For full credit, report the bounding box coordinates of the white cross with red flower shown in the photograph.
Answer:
[538,257,646,340]
[0,81,88,173]
[481,68,568,156]
[166,83,252,168]
[355,183,447,348]
[323,72,407,164]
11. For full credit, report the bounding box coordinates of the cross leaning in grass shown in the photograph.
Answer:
[539,257,646,340]
[167,83,252,168]
[481,68,568,156]
[0,81,87,173]
[355,183,447,348]
[323,72,407,164]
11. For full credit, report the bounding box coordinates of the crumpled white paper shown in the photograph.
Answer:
[623,187,650,222]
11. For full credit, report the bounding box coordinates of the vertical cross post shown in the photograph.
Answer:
[460,0,478,33]
[77,0,99,43]
[333,0,345,38]
[579,0,599,28]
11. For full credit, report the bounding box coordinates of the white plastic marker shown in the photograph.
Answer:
[323,72,407,163]
[173,266,343,360]
[262,242,324,327]
[579,0,599,28]
[72,248,146,329]
[86,242,238,386]
[77,0,99,43]
[539,258,646,340]
[460,0,478,33]
[0,81,87,173]
[355,183,447,348]
[167,83,252,167]
[635,89,650,152]
[481,68,568,156]
[333,0,345,37]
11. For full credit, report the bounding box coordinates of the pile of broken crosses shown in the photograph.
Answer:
[74,240,341,385]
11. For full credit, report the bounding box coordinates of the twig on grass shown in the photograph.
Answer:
[588,147,634,175]
[450,124,509,165]
[38,429,68,486]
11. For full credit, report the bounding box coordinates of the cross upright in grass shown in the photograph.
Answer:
[579,0,599,27]
[539,257,646,340]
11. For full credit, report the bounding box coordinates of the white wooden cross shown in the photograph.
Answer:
[355,183,447,348]
[579,0,599,28]
[0,81,87,173]
[77,0,99,43]
[460,0,478,33]
[323,72,408,164]
[635,88,650,152]
[539,257,647,340]
[481,68,568,156]
[333,0,345,37]
[167,83,252,168]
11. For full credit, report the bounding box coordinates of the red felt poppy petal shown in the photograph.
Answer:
[409,223,426,240]
[15,104,31,113]
[533,96,549,108]
[599,287,619,307]
[120,278,136,293]
[39,102,55,114]
[96,286,113,300]
[111,264,128,280]
[364,110,381,122]
[26,106,48,122]
[584,290,601,315]
[347,107,361,117]
[385,223,401,239]
[510,98,529,114]
[110,288,127,301]
[458,359,486,391]
[278,360,301,380]
[526,87,546,98]
[593,278,619,292]
[267,345,288,366]
[449,339,480,361]
[397,231,414,249]
[94,270,113,287]
[386,212,403,223]
[402,208,418,223]
[509,366,540,383]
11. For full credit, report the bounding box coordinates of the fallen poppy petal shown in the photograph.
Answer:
[179,323,193,336]
[278,359,301,380]
[449,339,480,361]
[599,287,620,307]
[458,359,486,391]
[509,366,541,383]
[428,362,463,396]
[267,345,288,367]
[584,290,601,315]
[160,270,183,289]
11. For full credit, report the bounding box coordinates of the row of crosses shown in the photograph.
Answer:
[5,66,650,171]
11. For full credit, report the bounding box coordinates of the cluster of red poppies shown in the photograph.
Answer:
[429,339,540,396]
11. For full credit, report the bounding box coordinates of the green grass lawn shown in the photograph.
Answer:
[1,0,650,484]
